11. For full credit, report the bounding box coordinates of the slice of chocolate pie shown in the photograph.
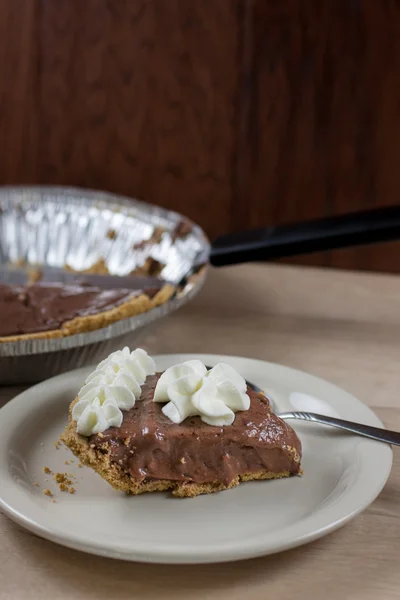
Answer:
[0,282,174,341]
[61,348,302,497]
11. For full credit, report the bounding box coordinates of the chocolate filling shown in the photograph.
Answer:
[0,282,148,337]
[90,375,302,486]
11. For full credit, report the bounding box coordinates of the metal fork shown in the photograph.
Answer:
[206,368,400,446]
[241,374,400,446]
[278,411,400,446]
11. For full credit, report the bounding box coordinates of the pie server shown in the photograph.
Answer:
[0,265,165,290]
[2,205,400,288]
[209,205,400,267]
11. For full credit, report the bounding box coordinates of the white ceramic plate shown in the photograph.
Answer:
[0,354,392,564]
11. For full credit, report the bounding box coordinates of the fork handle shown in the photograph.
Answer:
[279,412,400,446]
[210,205,400,267]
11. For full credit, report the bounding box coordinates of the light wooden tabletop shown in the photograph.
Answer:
[1,263,399,600]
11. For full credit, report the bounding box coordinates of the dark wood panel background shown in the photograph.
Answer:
[1,0,400,271]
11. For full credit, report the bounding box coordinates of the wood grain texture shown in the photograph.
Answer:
[0,0,38,183]
[1,264,400,599]
[234,0,400,270]
[37,0,240,239]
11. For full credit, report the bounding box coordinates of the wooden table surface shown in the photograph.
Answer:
[1,263,399,600]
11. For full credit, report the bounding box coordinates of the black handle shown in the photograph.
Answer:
[210,205,400,267]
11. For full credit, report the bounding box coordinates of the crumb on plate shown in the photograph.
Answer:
[54,472,76,494]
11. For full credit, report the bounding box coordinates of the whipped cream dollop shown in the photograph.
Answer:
[73,347,156,436]
[154,361,250,426]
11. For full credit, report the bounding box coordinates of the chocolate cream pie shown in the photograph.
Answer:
[0,282,173,342]
[61,348,302,497]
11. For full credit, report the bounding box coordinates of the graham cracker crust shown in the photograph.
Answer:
[61,397,296,499]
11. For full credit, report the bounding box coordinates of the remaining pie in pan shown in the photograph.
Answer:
[61,348,302,498]
[0,282,174,342]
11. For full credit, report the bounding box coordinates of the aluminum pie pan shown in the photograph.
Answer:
[0,186,209,383]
